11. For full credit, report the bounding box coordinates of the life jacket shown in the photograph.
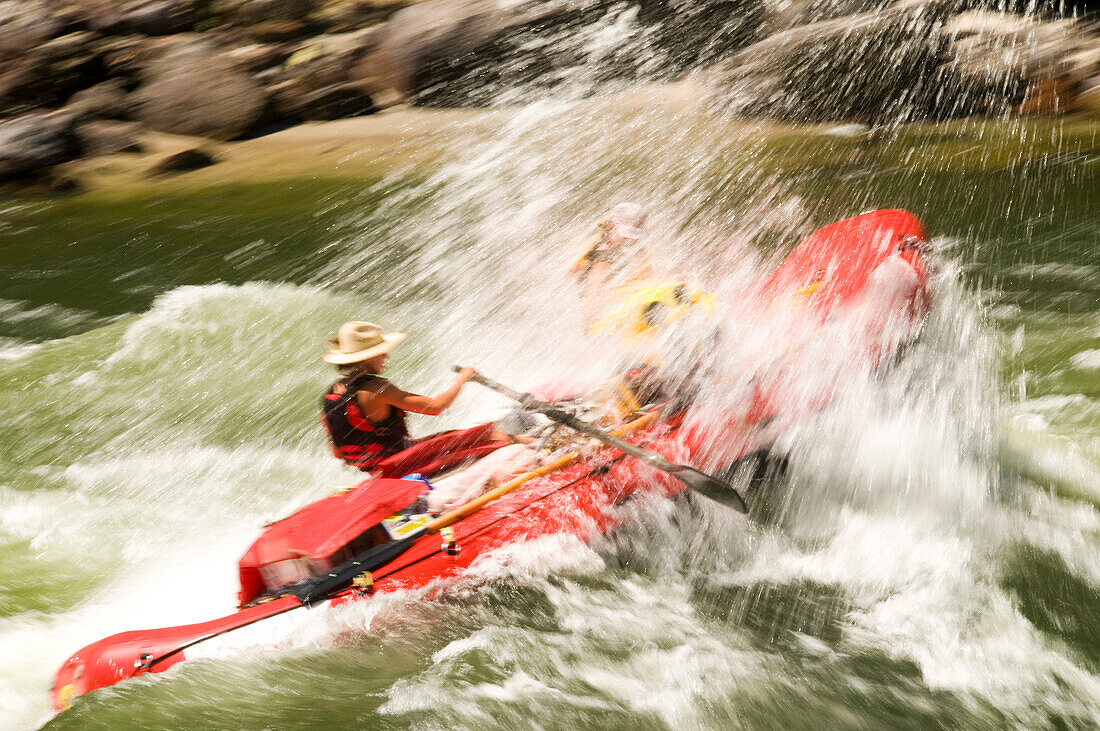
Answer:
[321,375,411,471]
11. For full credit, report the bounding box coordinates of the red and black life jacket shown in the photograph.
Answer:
[321,375,411,471]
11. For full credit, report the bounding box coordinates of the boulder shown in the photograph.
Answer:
[148,147,214,174]
[353,0,581,106]
[224,42,292,72]
[270,80,374,120]
[233,0,315,22]
[0,0,66,58]
[277,27,376,90]
[636,0,765,71]
[64,78,131,120]
[74,119,144,154]
[309,0,409,33]
[354,0,765,107]
[132,39,268,139]
[0,112,80,180]
[0,31,105,116]
[81,0,196,36]
[707,1,981,122]
[243,19,311,42]
[944,12,1098,114]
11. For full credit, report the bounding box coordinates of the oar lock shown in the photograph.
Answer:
[352,571,374,594]
[440,526,460,556]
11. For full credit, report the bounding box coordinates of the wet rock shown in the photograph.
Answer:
[148,147,215,174]
[944,12,1098,115]
[75,120,144,154]
[0,0,66,57]
[271,80,374,120]
[132,39,268,139]
[1077,67,1100,112]
[636,0,766,70]
[0,112,80,181]
[64,78,131,120]
[355,0,764,107]
[1014,75,1077,115]
[707,2,977,122]
[353,0,579,106]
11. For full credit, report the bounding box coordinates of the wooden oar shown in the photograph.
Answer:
[293,408,662,604]
[461,368,747,512]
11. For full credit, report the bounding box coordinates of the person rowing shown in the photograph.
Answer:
[321,321,523,477]
[570,202,654,325]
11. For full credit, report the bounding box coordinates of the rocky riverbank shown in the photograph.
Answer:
[1,0,1098,195]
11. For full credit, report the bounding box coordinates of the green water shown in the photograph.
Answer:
[2,109,1099,729]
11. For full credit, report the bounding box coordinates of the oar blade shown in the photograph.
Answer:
[670,466,748,512]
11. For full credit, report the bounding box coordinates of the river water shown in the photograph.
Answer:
[1,92,1098,728]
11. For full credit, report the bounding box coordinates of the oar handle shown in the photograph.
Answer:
[456,367,677,471]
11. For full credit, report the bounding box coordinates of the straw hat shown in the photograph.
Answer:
[323,321,407,365]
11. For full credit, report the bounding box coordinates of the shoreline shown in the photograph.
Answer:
[11,82,1098,203]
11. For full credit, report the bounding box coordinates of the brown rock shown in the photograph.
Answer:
[132,39,268,139]
[1014,75,1077,115]
[309,0,407,33]
[234,0,314,22]
[81,0,195,36]
[353,0,569,105]
[148,147,215,175]
[0,31,105,115]
[243,19,311,42]
[271,80,374,120]
[64,79,131,120]
[278,28,377,91]
[224,42,292,72]
[75,120,144,154]
[0,0,65,57]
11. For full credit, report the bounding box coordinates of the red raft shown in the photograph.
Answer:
[50,209,933,713]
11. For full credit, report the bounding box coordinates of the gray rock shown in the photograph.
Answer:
[75,120,144,154]
[132,39,268,139]
[0,112,80,180]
